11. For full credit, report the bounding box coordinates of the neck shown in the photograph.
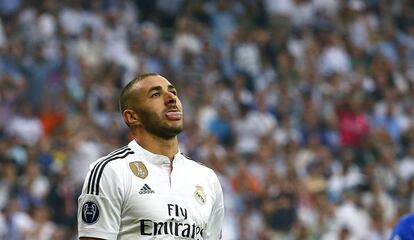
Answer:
[134,132,179,160]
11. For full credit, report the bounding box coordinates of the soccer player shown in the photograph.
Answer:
[389,213,414,240]
[77,73,224,239]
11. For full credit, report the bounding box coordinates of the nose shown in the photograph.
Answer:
[164,91,176,105]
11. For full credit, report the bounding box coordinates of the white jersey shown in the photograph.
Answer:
[78,140,224,240]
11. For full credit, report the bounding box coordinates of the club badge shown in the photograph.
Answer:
[194,185,206,205]
[82,201,100,224]
[129,161,148,179]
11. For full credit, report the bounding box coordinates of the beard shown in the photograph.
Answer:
[136,107,183,140]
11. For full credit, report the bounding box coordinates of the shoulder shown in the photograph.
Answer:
[179,153,221,183]
[87,145,135,183]
[391,213,414,239]
[180,153,214,172]
[396,213,414,227]
[89,145,134,170]
[84,145,134,195]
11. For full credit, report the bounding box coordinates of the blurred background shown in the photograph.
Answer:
[0,0,414,239]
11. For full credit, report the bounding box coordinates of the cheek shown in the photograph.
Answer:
[177,100,183,110]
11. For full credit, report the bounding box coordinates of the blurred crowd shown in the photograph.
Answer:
[1,0,414,239]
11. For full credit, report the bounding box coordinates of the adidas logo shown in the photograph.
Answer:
[139,184,155,194]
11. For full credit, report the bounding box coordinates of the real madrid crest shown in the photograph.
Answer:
[129,161,148,179]
[194,185,206,205]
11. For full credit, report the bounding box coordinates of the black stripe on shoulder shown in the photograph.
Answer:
[86,146,130,194]
[87,146,130,194]
[94,150,134,195]
[107,145,129,157]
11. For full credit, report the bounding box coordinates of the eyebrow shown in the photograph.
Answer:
[147,85,176,95]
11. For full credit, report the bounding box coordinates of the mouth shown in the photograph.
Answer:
[164,109,182,121]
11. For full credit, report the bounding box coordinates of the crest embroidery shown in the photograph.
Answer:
[129,161,148,179]
[194,185,206,205]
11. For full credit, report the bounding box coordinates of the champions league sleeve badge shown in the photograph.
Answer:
[194,185,206,205]
[82,201,100,224]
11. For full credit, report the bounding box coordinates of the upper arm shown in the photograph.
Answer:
[205,172,225,239]
[78,162,124,240]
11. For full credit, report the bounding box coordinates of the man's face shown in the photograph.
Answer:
[132,75,184,139]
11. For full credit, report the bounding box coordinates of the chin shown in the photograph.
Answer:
[159,129,183,140]
[155,124,183,139]
[170,125,183,134]
[168,120,183,128]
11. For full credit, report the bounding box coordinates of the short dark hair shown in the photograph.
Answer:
[119,72,160,112]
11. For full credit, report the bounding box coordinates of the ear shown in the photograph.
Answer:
[123,109,141,127]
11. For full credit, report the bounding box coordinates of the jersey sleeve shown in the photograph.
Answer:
[205,172,225,240]
[78,161,124,240]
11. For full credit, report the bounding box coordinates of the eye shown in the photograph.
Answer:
[151,92,160,98]
[170,90,177,96]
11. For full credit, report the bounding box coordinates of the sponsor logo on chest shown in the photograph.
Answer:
[140,204,204,239]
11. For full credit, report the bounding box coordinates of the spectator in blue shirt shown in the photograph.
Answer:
[389,213,414,240]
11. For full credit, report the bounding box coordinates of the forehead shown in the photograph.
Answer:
[135,75,173,91]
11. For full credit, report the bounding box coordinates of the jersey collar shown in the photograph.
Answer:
[128,140,182,166]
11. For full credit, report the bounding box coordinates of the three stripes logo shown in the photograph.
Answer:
[139,184,155,194]
[86,146,134,195]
